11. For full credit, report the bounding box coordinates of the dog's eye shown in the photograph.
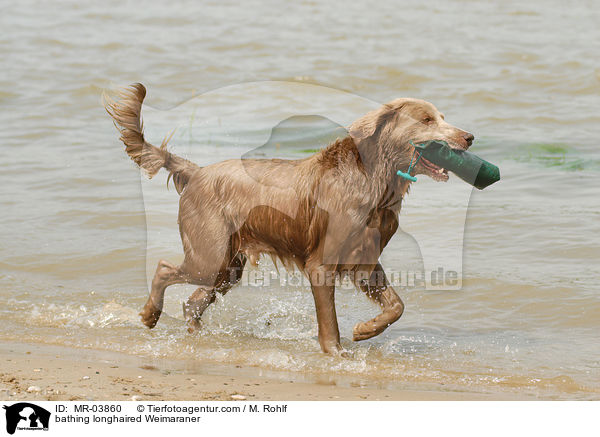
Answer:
[422,117,433,125]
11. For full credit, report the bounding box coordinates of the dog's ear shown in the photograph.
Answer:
[349,104,396,141]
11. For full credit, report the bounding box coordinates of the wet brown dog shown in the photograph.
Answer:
[104,84,473,354]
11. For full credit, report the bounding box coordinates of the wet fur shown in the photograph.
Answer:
[104,83,473,353]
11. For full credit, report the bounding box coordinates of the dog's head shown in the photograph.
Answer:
[349,98,474,182]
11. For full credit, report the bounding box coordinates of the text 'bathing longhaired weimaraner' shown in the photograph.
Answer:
[104,83,474,354]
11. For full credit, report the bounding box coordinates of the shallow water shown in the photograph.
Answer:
[1,0,599,399]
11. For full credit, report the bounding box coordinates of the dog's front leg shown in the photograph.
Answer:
[352,263,404,341]
[307,265,342,354]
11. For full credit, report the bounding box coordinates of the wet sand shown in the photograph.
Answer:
[0,341,521,401]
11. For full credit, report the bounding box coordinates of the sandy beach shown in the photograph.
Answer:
[0,341,523,401]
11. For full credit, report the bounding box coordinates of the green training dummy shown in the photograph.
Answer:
[397,139,500,190]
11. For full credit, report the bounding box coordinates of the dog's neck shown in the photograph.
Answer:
[319,136,412,212]
[357,135,413,203]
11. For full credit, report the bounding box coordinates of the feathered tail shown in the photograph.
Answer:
[103,83,198,194]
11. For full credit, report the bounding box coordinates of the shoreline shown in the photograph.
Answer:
[0,341,525,401]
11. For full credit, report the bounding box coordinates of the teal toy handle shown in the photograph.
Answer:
[396,170,417,182]
[396,141,422,182]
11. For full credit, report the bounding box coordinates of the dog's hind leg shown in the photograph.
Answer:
[183,253,247,333]
[140,259,188,328]
[352,263,404,341]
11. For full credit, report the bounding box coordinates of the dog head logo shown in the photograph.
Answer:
[3,403,50,435]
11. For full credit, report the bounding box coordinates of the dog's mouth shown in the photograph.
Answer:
[420,156,449,182]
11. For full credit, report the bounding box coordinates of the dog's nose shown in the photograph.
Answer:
[463,132,474,147]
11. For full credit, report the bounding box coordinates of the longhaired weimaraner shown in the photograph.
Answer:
[104,84,473,354]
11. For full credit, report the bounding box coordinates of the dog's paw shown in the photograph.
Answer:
[139,307,161,329]
[339,349,353,359]
[185,317,203,334]
[352,322,378,341]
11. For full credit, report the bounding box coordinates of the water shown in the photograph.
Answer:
[1,0,599,399]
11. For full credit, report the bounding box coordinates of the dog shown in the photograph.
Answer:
[104,83,473,354]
